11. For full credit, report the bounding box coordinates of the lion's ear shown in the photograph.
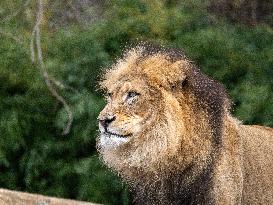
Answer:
[141,56,189,90]
[164,60,188,90]
[170,76,188,91]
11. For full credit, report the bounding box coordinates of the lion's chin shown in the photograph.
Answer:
[98,133,131,149]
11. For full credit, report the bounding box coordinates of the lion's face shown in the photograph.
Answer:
[98,78,159,149]
[97,46,221,177]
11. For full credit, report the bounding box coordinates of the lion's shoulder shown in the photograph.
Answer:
[240,124,273,154]
[242,124,273,136]
[251,125,273,133]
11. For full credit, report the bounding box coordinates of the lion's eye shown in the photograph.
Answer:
[127,91,139,98]
[105,92,113,101]
[126,91,140,103]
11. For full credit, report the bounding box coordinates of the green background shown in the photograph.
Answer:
[0,0,272,204]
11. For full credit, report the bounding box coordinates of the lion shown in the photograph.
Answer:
[97,44,273,205]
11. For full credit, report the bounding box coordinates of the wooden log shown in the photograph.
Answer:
[0,189,101,205]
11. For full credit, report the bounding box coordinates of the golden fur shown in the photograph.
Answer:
[97,44,273,205]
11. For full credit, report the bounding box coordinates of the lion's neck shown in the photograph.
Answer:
[129,162,215,205]
[128,115,240,205]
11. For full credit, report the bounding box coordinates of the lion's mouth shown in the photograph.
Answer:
[104,131,132,138]
[99,131,131,148]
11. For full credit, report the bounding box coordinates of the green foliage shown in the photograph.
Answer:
[209,0,273,26]
[0,0,272,204]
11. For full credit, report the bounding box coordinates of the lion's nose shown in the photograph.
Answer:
[99,115,116,129]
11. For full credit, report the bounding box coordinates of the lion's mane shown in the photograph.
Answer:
[97,44,273,205]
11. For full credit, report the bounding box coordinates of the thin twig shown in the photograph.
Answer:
[50,76,78,93]
[30,29,36,63]
[32,0,73,135]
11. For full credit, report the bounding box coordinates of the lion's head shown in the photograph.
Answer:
[97,44,230,182]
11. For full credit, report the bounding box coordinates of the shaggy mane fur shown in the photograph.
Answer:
[97,44,273,205]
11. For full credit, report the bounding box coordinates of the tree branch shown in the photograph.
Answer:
[50,76,79,93]
[32,0,73,135]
